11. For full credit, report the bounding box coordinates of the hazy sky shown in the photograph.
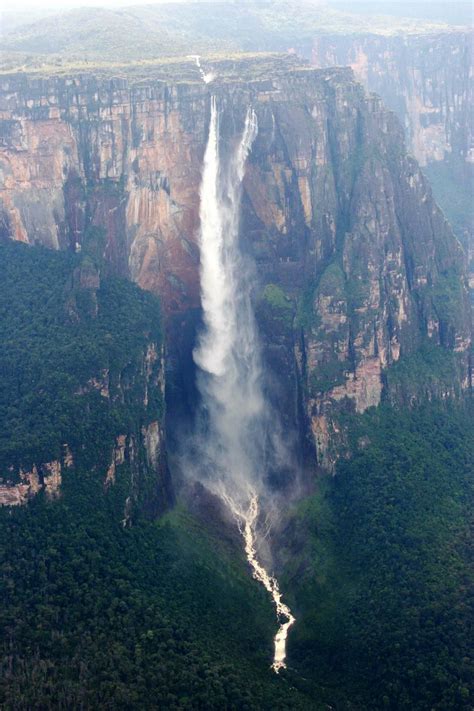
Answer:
[2,0,453,10]
[0,0,192,11]
[1,0,471,22]
[1,0,175,8]
[1,0,217,9]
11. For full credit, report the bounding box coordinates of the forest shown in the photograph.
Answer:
[0,240,312,710]
[286,401,474,709]
[1,242,472,708]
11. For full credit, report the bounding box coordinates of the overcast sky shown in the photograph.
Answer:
[1,0,471,18]
[2,0,188,9]
[1,0,189,11]
[1,0,454,9]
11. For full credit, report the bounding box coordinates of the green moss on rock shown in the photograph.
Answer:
[259,283,294,328]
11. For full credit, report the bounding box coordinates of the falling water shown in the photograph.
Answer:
[194,95,263,493]
[194,96,295,672]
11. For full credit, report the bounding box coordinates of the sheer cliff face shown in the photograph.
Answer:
[0,66,470,470]
[0,77,208,310]
[310,31,473,169]
[309,30,474,335]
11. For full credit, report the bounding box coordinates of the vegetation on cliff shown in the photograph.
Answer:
[0,240,313,710]
[258,284,294,329]
[0,240,163,473]
[423,159,473,266]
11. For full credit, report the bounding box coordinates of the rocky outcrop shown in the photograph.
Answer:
[105,434,127,486]
[0,61,470,472]
[100,342,170,516]
[142,421,162,470]
[0,460,61,505]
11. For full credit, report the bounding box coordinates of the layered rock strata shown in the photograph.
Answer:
[1,62,470,469]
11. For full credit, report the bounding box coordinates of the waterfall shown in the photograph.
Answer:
[194,96,295,672]
[194,95,264,496]
[189,55,215,84]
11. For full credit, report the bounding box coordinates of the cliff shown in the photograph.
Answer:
[311,31,473,168]
[0,59,470,471]
[309,30,473,291]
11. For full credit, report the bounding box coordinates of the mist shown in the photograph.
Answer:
[193,96,267,506]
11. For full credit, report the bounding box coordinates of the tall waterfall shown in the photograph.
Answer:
[194,96,263,495]
[194,96,295,672]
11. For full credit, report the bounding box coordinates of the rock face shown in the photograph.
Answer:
[0,74,206,309]
[0,62,470,471]
[0,460,61,505]
[309,31,474,294]
[310,31,473,169]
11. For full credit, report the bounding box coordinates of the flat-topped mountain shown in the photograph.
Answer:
[1,59,470,473]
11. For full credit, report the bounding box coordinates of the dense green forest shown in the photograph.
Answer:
[0,476,313,710]
[284,401,474,710]
[0,240,163,473]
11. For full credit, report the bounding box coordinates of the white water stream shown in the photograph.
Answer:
[189,55,215,84]
[223,492,296,672]
[194,96,295,672]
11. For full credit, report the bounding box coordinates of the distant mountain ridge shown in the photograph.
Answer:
[1,1,462,70]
